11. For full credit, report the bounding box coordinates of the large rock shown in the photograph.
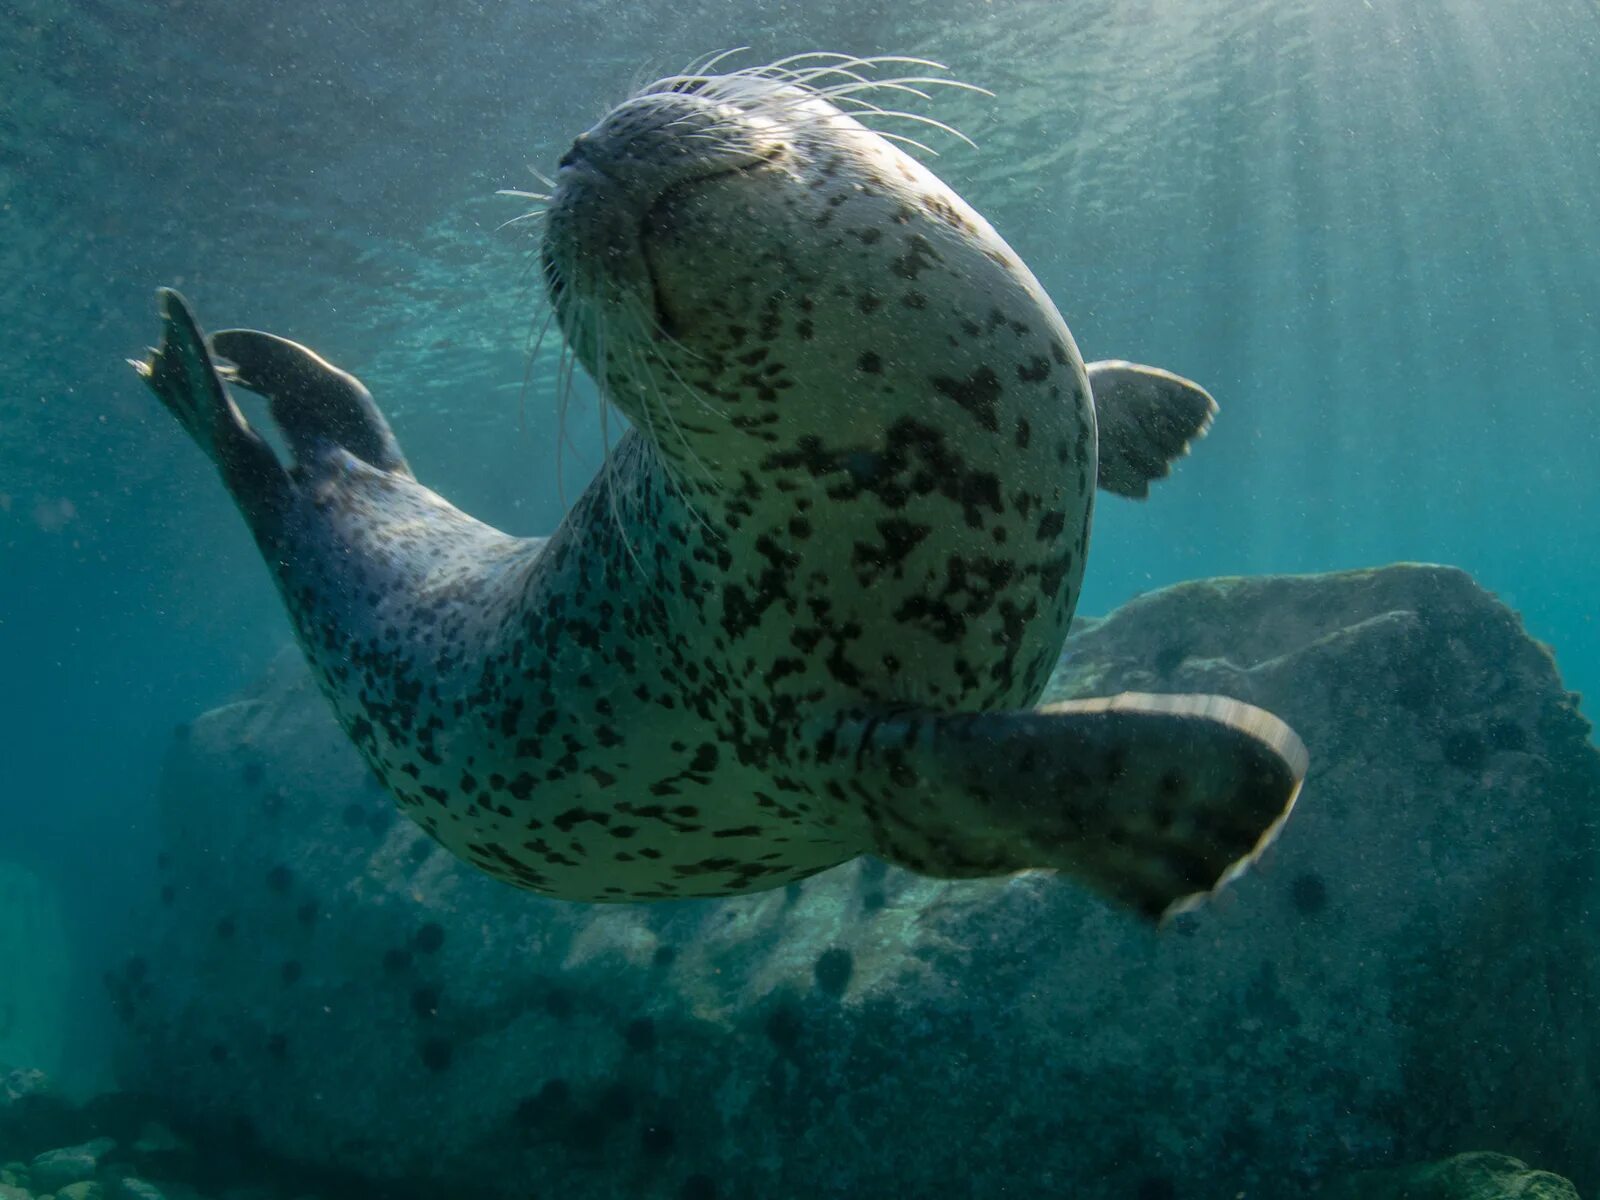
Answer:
[30,1136,115,1192]
[1326,1151,1580,1199]
[109,565,1600,1199]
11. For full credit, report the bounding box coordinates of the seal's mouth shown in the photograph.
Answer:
[640,146,784,337]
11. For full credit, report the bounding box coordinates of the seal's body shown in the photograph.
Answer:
[134,60,1304,918]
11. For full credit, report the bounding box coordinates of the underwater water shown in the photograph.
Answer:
[3,0,1599,1197]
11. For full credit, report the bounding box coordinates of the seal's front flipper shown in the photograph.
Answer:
[834,693,1305,920]
[209,328,414,479]
[131,289,288,530]
[1087,360,1217,499]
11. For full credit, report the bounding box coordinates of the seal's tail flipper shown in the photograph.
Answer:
[209,328,414,480]
[1087,360,1217,500]
[131,289,289,530]
[834,693,1306,921]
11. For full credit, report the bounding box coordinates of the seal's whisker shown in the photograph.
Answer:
[495,210,549,233]
[688,46,752,77]
[858,128,942,158]
[617,301,728,431]
[831,101,982,151]
[785,64,922,99]
[618,336,721,541]
[517,300,560,440]
[497,188,552,201]
[828,74,995,99]
[595,328,648,581]
[619,301,727,421]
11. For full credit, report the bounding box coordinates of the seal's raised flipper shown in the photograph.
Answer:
[131,289,289,531]
[1087,360,1217,499]
[210,328,414,480]
[833,693,1305,920]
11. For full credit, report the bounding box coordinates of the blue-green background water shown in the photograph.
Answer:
[2,0,1597,1104]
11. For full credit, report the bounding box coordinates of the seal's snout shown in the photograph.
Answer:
[556,136,587,171]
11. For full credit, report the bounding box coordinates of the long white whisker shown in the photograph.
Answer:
[620,339,720,542]
[858,127,942,157]
[496,209,549,233]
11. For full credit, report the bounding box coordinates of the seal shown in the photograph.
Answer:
[133,55,1305,919]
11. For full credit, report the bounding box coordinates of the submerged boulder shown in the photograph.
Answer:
[1325,1151,1580,1199]
[30,1136,116,1192]
[111,565,1600,1199]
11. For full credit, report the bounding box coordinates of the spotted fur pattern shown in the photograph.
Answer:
[166,70,1108,901]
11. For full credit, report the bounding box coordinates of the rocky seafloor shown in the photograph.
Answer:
[78,564,1600,1199]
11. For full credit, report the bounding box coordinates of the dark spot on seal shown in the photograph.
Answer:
[641,1124,676,1156]
[653,944,677,967]
[265,864,292,894]
[857,350,882,374]
[241,762,265,788]
[599,1081,636,1122]
[382,947,412,973]
[215,916,235,939]
[545,988,574,1020]
[931,366,1002,433]
[625,1017,657,1051]
[209,1043,229,1064]
[419,1037,452,1072]
[412,922,445,953]
[1136,1178,1176,1200]
[412,984,440,1018]
[765,1004,802,1051]
[266,1032,288,1061]
[1017,355,1050,383]
[813,947,854,996]
[296,899,318,926]
[1289,872,1328,915]
[280,960,302,985]
[680,1174,717,1200]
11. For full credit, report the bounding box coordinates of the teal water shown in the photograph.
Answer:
[2,0,1598,1191]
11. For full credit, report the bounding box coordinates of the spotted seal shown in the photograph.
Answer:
[133,55,1305,919]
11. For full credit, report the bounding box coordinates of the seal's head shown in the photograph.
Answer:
[541,55,1089,478]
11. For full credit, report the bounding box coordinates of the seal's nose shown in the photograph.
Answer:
[558,135,589,170]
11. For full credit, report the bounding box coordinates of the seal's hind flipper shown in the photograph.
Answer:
[132,289,288,530]
[209,328,414,479]
[1087,360,1217,499]
[834,693,1305,920]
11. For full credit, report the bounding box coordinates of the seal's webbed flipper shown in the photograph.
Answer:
[209,328,414,480]
[1087,360,1217,500]
[132,289,289,531]
[834,693,1305,921]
